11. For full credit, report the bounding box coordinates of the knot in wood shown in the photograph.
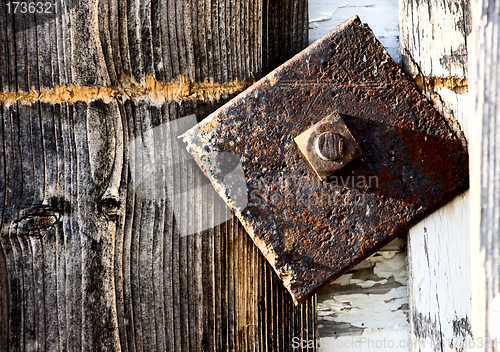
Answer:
[314,132,344,161]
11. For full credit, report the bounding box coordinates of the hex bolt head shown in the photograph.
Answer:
[315,132,344,161]
[294,112,363,181]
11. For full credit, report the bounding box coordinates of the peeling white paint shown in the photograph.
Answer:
[317,238,410,351]
[309,0,401,65]
[400,0,472,350]
[407,193,472,352]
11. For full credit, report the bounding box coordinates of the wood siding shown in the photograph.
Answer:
[470,0,500,349]
[0,1,317,351]
[400,0,472,350]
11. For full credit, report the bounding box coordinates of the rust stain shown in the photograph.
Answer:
[0,75,255,106]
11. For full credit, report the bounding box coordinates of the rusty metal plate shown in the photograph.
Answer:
[181,16,469,305]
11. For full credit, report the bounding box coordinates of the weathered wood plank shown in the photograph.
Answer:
[399,0,472,351]
[317,237,410,351]
[309,0,401,65]
[469,0,500,349]
[0,1,317,351]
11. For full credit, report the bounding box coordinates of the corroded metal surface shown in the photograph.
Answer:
[295,111,363,180]
[181,16,469,305]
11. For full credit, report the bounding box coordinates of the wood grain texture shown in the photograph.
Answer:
[469,0,500,349]
[0,1,317,351]
[399,0,473,351]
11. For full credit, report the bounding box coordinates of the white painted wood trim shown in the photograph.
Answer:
[399,0,473,351]
[469,0,500,349]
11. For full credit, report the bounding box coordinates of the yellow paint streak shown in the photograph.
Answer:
[0,75,255,105]
[414,74,468,94]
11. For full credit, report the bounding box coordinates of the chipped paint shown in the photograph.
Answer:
[318,238,410,349]
[413,74,468,94]
[407,194,473,352]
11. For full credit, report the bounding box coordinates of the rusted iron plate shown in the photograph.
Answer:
[181,16,469,305]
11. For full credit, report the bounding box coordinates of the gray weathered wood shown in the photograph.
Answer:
[469,0,500,349]
[0,1,317,351]
[400,0,472,351]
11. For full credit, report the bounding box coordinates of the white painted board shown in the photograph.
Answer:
[317,238,410,352]
[399,0,472,350]
[309,0,401,65]
[469,0,500,348]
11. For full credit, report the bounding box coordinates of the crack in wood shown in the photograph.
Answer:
[402,48,468,94]
[0,75,255,106]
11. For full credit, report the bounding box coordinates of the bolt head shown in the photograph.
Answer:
[294,111,363,181]
[315,132,344,161]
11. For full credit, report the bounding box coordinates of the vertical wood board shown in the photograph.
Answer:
[0,1,317,351]
[469,0,500,349]
[400,0,472,351]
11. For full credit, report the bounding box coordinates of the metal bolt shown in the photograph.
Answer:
[294,112,362,180]
[314,132,344,161]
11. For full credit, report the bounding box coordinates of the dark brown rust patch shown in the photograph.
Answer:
[181,16,469,305]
